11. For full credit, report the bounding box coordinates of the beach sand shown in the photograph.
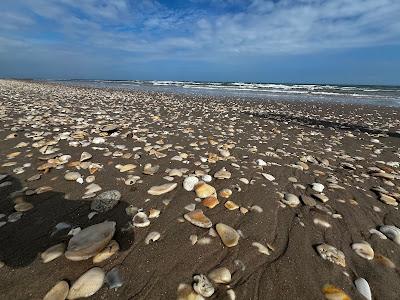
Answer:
[0,80,399,299]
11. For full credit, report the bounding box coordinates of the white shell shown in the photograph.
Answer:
[67,267,105,299]
[355,278,372,300]
[380,225,400,245]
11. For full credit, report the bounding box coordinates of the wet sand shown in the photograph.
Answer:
[0,79,399,300]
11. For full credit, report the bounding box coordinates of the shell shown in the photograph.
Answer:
[380,225,400,245]
[193,274,214,297]
[355,278,372,300]
[183,176,199,191]
[148,183,177,195]
[216,223,240,247]
[65,221,116,261]
[352,242,374,260]
[316,244,346,267]
[67,267,105,299]
[184,210,212,228]
[43,280,69,300]
[208,267,231,284]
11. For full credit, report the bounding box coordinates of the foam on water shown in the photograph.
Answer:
[50,79,400,107]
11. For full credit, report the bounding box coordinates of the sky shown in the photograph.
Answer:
[0,0,400,85]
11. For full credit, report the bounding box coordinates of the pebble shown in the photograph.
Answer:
[216,223,240,247]
[183,176,199,191]
[105,267,123,289]
[91,190,121,212]
[67,267,105,299]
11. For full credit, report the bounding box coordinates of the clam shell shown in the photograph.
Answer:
[67,267,105,299]
[355,278,372,300]
[65,221,116,261]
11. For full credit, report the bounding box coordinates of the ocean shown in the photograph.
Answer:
[51,80,400,107]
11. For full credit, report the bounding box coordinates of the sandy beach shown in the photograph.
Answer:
[0,79,399,300]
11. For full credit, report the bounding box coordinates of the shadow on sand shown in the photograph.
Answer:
[0,174,133,268]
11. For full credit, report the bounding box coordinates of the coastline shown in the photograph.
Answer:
[0,79,399,299]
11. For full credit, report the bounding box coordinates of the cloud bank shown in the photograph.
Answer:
[0,0,399,81]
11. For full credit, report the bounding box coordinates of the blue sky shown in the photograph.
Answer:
[0,0,400,85]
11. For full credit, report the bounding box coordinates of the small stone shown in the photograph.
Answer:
[208,267,231,284]
[195,183,216,198]
[311,183,325,193]
[93,240,119,263]
[145,231,161,244]
[317,244,346,267]
[352,242,374,260]
[43,281,69,300]
[148,183,177,195]
[282,193,300,207]
[91,190,121,213]
[105,267,123,290]
[216,223,239,247]
[193,274,214,297]
[67,267,105,299]
[41,243,65,263]
[184,210,212,228]
[183,176,199,191]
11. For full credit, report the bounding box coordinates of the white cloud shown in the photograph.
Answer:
[0,0,399,61]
